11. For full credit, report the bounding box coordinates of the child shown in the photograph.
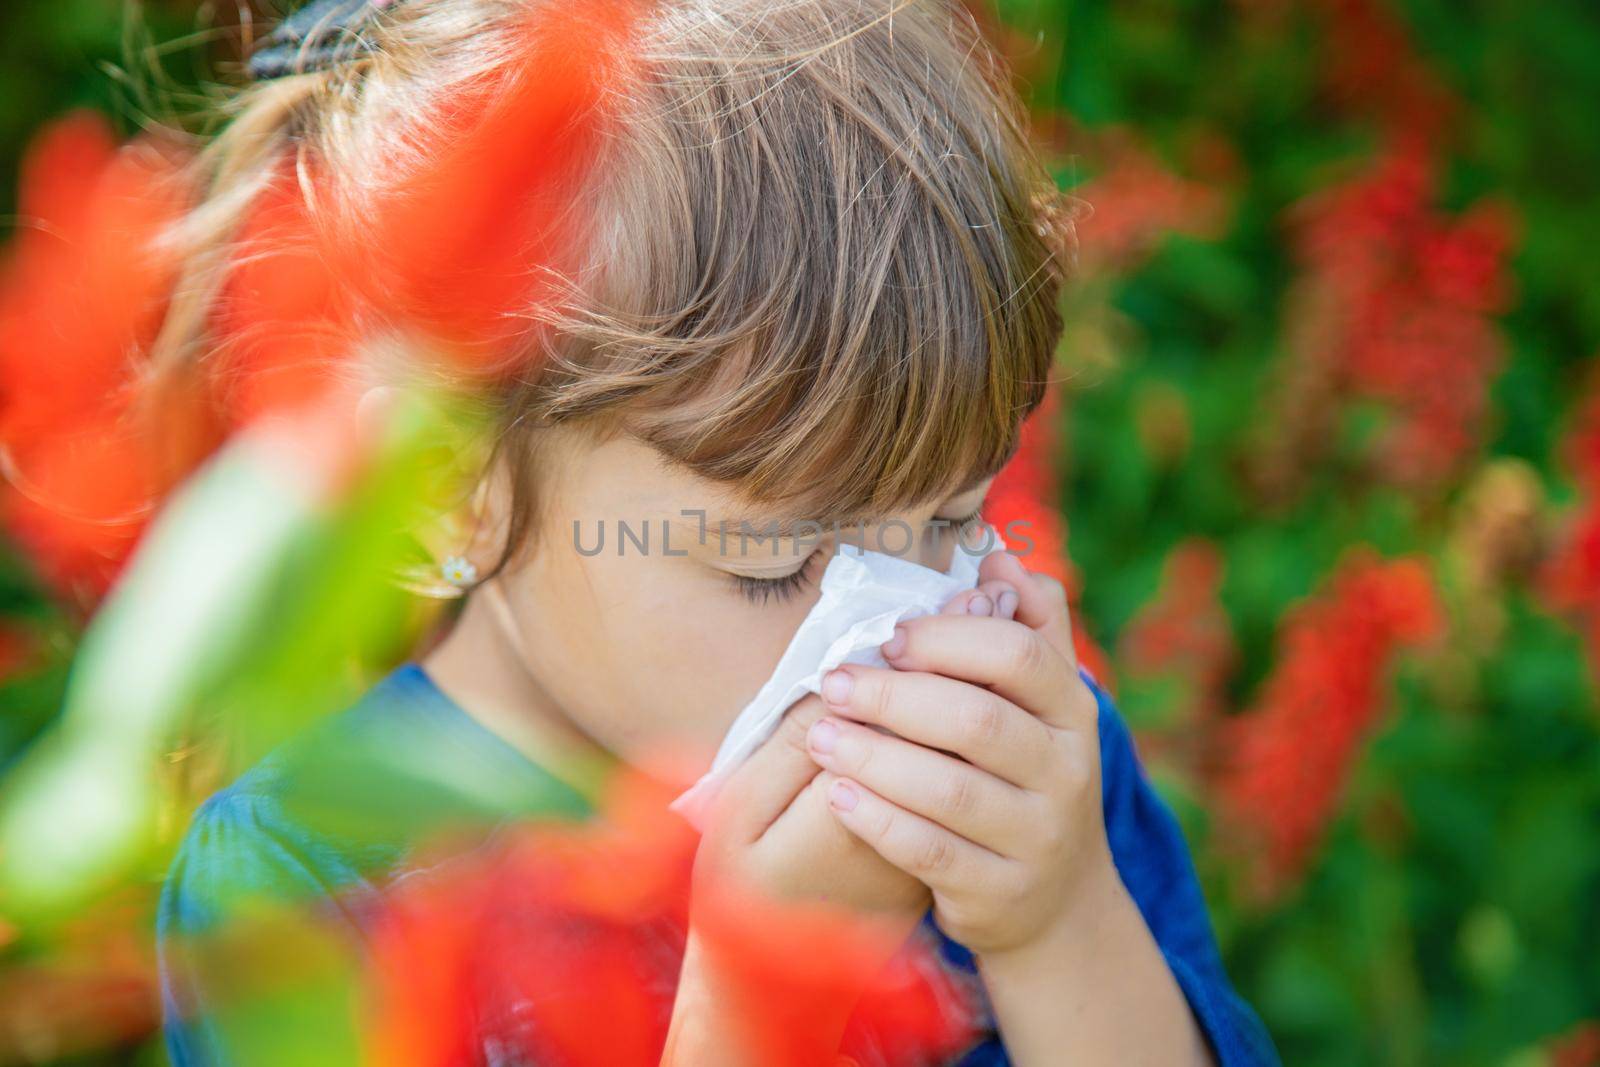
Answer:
[157,1,1281,1063]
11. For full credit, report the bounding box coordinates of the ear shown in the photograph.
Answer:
[461,453,517,573]
[406,455,513,592]
[366,382,511,587]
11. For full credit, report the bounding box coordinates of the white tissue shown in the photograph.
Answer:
[669,526,1010,829]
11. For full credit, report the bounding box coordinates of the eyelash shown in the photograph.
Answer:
[732,549,824,606]
[729,508,985,606]
[949,507,984,530]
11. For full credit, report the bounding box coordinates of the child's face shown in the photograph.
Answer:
[477,429,993,777]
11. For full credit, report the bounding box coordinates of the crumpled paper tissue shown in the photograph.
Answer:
[670,527,1010,829]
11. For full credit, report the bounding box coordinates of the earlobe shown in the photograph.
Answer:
[389,411,510,598]
[440,555,480,589]
[423,470,507,597]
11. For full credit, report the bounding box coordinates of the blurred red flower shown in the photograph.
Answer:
[1212,547,1442,897]
[0,112,214,604]
[986,383,1113,684]
[1310,0,1458,145]
[1117,539,1238,767]
[1538,375,1600,689]
[1263,140,1518,493]
[0,2,645,601]
[211,170,360,427]
[363,768,980,1067]
[318,0,644,373]
[0,619,40,681]
[1073,133,1229,275]
[1548,1021,1600,1067]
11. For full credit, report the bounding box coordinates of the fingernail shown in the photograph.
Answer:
[997,589,1018,619]
[822,669,854,706]
[808,718,840,755]
[828,779,859,812]
[881,626,907,660]
[967,594,993,617]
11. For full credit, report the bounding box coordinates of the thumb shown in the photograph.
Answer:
[704,694,828,845]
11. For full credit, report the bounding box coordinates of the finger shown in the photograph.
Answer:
[819,666,1053,787]
[966,556,1017,620]
[752,765,871,862]
[988,551,1076,665]
[941,587,987,616]
[880,616,1094,732]
[807,716,1036,856]
[982,579,1020,621]
[712,693,828,841]
[825,777,1014,895]
[940,579,1019,620]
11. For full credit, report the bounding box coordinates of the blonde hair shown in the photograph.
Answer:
[152,0,1072,579]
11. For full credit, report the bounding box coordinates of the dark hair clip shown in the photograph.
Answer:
[249,0,399,81]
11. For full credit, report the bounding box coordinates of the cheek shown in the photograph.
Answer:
[613,582,809,722]
[578,559,817,738]
[516,541,822,765]
[652,598,809,714]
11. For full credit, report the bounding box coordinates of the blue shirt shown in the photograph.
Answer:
[158,661,1280,1066]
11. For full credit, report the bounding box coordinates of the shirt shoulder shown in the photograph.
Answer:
[157,781,375,1067]
[161,663,592,933]
[157,663,593,1066]
[160,780,363,938]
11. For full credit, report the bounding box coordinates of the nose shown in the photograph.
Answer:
[923,529,958,574]
[877,513,957,574]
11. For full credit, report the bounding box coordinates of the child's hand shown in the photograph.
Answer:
[690,692,931,924]
[805,549,1116,958]
[670,694,933,1065]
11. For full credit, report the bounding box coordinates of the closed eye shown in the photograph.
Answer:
[729,548,825,606]
[729,504,982,605]
[942,506,984,530]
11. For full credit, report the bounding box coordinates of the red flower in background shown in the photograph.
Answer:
[1309,0,1458,145]
[985,383,1113,684]
[1233,0,1456,145]
[1073,133,1229,276]
[1212,547,1442,897]
[1547,1021,1600,1067]
[1257,140,1518,495]
[1116,539,1238,767]
[1237,0,1519,504]
[1537,373,1600,690]
[363,768,981,1067]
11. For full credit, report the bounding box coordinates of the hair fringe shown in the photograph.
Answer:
[135,0,1070,579]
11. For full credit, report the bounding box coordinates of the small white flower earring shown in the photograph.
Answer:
[440,556,479,589]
